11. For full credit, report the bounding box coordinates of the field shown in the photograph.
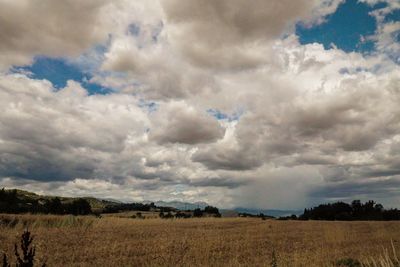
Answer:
[0,214,399,267]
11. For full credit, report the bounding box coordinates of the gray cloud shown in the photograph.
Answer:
[0,74,235,196]
[161,0,339,70]
[188,177,249,189]
[149,101,225,145]
[192,148,263,171]
[0,0,120,69]
[0,75,149,182]
[310,177,400,200]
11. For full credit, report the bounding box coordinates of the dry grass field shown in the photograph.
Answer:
[0,214,399,267]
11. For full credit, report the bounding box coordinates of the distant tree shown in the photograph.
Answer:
[204,206,219,214]
[0,188,6,200]
[66,199,92,215]
[193,208,203,218]
[45,198,64,214]
[159,206,175,213]
[203,206,221,217]
[0,189,20,213]
[278,214,298,220]
[383,209,400,220]
[102,202,153,213]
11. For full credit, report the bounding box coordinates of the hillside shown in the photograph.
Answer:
[13,189,117,209]
[0,188,119,213]
[0,189,220,217]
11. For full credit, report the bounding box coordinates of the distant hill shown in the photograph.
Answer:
[1,188,119,212]
[233,207,302,217]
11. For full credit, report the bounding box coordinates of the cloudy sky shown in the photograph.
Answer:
[0,0,399,209]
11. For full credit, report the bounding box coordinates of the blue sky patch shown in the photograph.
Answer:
[13,56,112,95]
[296,0,379,53]
[128,23,141,36]
[384,9,400,23]
[138,99,158,113]
[207,109,243,122]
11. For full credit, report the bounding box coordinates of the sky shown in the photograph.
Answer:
[0,0,399,210]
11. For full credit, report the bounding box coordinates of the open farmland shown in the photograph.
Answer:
[0,214,399,267]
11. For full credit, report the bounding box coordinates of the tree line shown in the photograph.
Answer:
[102,202,157,213]
[298,200,400,221]
[159,206,221,219]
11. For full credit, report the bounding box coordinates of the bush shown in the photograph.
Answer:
[193,208,203,218]
[175,212,191,219]
[335,258,361,267]
[3,254,10,267]
[163,212,174,219]
[2,230,46,267]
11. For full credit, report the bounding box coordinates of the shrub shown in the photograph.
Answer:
[2,253,10,267]
[15,230,37,267]
[193,208,203,218]
[335,258,361,267]
[2,230,46,267]
[163,212,174,219]
[175,212,191,219]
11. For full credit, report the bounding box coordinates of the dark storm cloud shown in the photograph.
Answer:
[310,177,400,199]
[189,177,249,188]
[192,148,263,171]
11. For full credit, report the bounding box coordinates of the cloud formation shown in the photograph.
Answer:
[149,101,225,145]
[0,0,121,69]
[161,0,325,70]
[0,0,399,209]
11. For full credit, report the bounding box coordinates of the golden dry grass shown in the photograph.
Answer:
[0,214,399,266]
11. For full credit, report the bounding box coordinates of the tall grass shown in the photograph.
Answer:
[362,241,400,267]
[1,215,400,266]
[0,214,95,229]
